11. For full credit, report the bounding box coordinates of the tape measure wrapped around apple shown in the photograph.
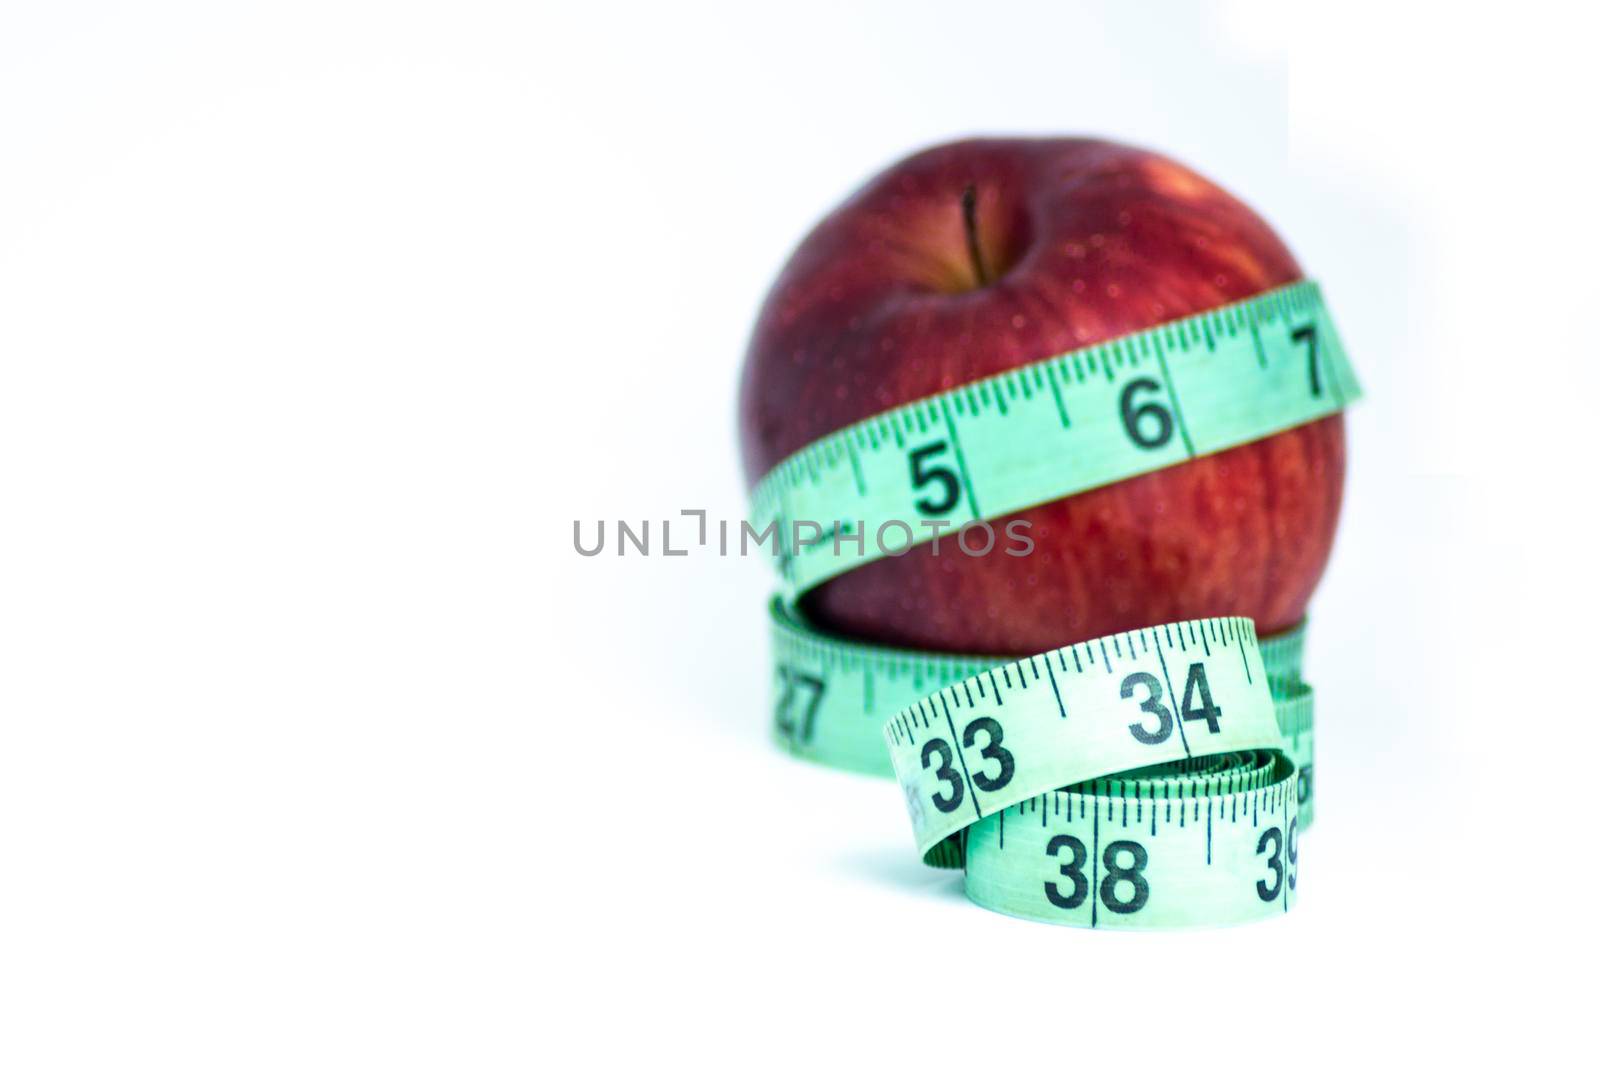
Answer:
[740,139,1357,927]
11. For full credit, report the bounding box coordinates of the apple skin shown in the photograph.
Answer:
[739,138,1344,656]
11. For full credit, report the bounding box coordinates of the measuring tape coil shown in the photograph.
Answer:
[883,617,1298,927]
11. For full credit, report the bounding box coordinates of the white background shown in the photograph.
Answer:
[2,1,1595,1062]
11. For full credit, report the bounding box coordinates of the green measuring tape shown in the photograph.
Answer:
[751,281,1357,927]
[751,281,1357,599]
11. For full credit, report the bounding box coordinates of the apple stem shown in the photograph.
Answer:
[961,184,991,287]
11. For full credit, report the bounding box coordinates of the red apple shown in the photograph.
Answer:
[738,138,1345,657]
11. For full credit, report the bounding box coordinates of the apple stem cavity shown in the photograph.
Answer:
[961,184,992,288]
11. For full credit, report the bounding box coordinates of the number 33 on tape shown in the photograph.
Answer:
[884,617,1300,929]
